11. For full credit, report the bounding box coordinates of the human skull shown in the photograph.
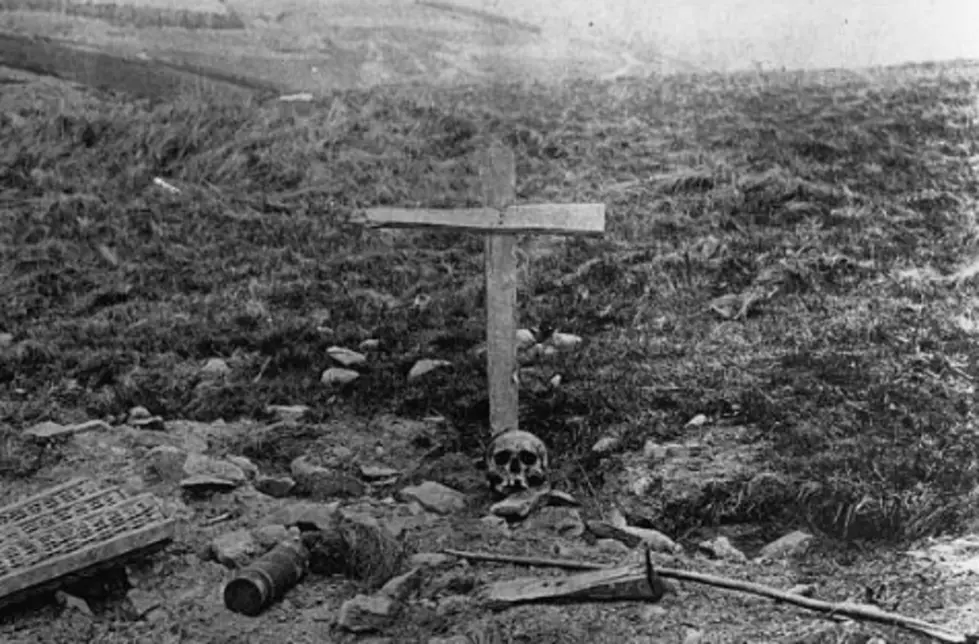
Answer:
[485,429,549,496]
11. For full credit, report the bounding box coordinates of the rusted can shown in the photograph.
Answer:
[223,537,309,616]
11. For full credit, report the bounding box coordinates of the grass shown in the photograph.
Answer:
[2,61,979,544]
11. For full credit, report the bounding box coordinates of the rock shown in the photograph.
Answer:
[337,594,399,633]
[126,589,163,619]
[360,339,381,350]
[291,456,366,499]
[686,414,708,427]
[128,406,152,422]
[698,536,748,563]
[549,332,582,350]
[0,332,13,349]
[24,419,109,441]
[398,481,467,515]
[788,583,817,597]
[332,445,354,460]
[596,539,632,557]
[321,368,360,385]
[211,529,259,567]
[184,453,247,485]
[408,359,452,381]
[265,404,310,421]
[266,501,340,531]
[490,488,549,520]
[201,358,231,378]
[480,515,509,533]
[127,406,164,430]
[379,567,423,602]
[226,455,259,480]
[180,475,239,494]
[252,524,292,549]
[360,465,401,481]
[591,435,621,454]
[145,445,189,482]
[543,489,580,506]
[55,591,93,616]
[515,328,536,349]
[428,638,470,644]
[328,346,367,367]
[409,553,454,568]
[757,530,814,561]
[621,526,682,554]
[523,507,586,538]
[254,475,296,498]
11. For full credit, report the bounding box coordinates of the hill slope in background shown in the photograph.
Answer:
[0,0,670,97]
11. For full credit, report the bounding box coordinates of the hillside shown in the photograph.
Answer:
[2,51,979,641]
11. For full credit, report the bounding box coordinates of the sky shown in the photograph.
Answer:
[465,0,979,71]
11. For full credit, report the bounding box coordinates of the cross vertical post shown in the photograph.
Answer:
[364,145,605,438]
[479,146,519,434]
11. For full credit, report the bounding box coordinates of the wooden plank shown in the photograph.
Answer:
[481,145,519,435]
[477,563,665,610]
[364,203,605,235]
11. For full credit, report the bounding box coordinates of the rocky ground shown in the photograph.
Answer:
[2,405,979,643]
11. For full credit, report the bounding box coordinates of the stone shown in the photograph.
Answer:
[25,419,109,441]
[328,346,367,367]
[179,475,239,493]
[145,445,189,482]
[226,455,259,480]
[591,435,621,454]
[409,553,454,568]
[549,332,582,350]
[596,538,633,557]
[126,589,163,619]
[184,453,248,485]
[428,638,470,644]
[266,501,340,531]
[407,359,452,381]
[360,465,401,481]
[360,339,381,350]
[490,489,547,520]
[698,536,748,563]
[337,594,399,633]
[757,530,814,561]
[398,481,467,515]
[621,525,683,554]
[55,591,93,616]
[201,358,231,378]
[254,475,296,498]
[265,404,310,421]
[0,332,13,349]
[128,406,152,422]
[516,328,536,349]
[291,456,366,499]
[321,368,360,385]
[480,515,509,533]
[686,414,709,427]
[252,524,292,549]
[211,529,259,567]
[379,567,424,602]
[524,507,586,537]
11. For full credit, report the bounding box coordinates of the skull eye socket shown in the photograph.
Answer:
[493,450,512,467]
[518,450,538,466]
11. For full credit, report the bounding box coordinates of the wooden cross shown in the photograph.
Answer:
[365,145,605,435]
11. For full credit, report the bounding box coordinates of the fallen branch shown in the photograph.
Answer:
[444,549,976,644]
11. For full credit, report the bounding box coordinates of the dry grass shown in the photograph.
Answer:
[2,60,979,544]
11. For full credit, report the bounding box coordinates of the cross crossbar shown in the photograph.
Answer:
[365,145,606,436]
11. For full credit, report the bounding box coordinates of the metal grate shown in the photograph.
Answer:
[0,477,175,607]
